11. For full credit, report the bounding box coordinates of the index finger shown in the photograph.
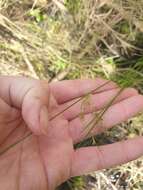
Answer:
[50,78,117,104]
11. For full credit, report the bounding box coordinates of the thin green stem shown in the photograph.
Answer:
[83,88,125,137]
[50,80,111,120]
[0,132,32,156]
[0,80,114,156]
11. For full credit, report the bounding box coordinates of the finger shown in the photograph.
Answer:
[71,136,143,177]
[0,76,50,135]
[55,88,138,121]
[69,95,143,143]
[22,83,50,135]
[50,78,118,104]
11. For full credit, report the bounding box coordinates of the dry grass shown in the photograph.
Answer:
[0,0,143,189]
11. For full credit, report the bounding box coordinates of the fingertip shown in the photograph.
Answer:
[125,88,139,96]
[95,78,118,87]
[93,78,118,93]
[137,94,143,107]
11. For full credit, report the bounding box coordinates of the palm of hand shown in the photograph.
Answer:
[0,98,74,190]
[0,77,143,190]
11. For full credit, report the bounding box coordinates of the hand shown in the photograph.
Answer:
[0,76,143,190]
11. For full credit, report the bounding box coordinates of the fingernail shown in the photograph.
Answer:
[40,105,49,135]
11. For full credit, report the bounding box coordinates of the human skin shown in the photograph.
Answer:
[0,76,143,190]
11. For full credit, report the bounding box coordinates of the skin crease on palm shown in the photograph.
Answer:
[0,77,143,190]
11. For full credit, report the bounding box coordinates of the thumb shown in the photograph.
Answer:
[0,76,51,135]
[22,84,50,135]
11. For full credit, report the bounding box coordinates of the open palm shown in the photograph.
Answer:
[0,76,143,190]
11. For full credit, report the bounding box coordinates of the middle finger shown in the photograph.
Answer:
[53,88,138,121]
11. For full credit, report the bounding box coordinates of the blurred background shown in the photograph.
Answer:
[0,0,143,189]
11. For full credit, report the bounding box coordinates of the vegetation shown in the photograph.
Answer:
[0,0,143,189]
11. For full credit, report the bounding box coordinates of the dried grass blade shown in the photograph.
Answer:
[50,80,111,120]
[0,132,32,156]
[82,88,125,137]
[0,80,114,156]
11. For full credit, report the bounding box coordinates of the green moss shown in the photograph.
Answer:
[28,8,46,23]
[64,0,82,14]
